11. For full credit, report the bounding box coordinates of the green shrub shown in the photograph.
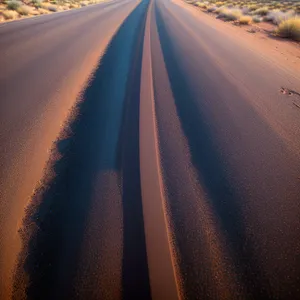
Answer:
[7,0,21,10]
[31,0,42,8]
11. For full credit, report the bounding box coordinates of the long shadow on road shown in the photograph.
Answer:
[155,4,271,300]
[13,1,150,299]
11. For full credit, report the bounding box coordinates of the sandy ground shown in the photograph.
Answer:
[0,1,110,24]
[0,0,300,298]
[179,1,300,75]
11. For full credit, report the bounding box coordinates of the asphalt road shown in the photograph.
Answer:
[1,0,300,299]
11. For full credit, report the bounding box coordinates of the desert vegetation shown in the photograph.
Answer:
[186,0,300,41]
[0,0,104,22]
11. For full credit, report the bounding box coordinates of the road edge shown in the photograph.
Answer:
[0,0,115,28]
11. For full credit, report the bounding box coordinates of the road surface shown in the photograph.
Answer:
[0,0,300,299]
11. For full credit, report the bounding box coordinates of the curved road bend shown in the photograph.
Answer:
[0,0,300,299]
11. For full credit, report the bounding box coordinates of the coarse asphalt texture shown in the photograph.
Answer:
[0,0,300,299]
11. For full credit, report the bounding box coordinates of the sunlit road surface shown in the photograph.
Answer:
[0,0,300,299]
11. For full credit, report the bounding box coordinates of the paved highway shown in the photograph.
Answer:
[0,0,300,299]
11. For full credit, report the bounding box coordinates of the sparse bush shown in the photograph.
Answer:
[215,6,225,14]
[31,0,42,8]
[207,5,217,12]
[248,4,258,11]
[241,6,250,14]
[218,8,229,17]
[252,15,262,22]
[215,1,224,6]
[218,7,242,20]
[253,6,269,15]
[195,2,207,8]
[266,9,295,24]
[239,15,252,24]
[7,0,21,10]
[41,2,57,11]
[2,9,18,19]
[276,16,300,41]
[264,8,280,22]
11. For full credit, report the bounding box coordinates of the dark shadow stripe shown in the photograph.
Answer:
[155,3,271,299]
[13,1,151,299]
[119,0,151,298]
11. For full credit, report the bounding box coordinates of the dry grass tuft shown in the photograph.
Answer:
[1,0,99,22]
[41,2,58,11]
[2,9,18,19]
[239,15,252,24]
[276,17,300,41]
[40,2,49,9]
[69,3,79,8]
[215,1,224,7]
[30,8,40,15]
[38,7,49,13]
[265,9,296,24]
[253,6,269,16]
[218,8,243,20]
[248,4,258,11]
[17,5,32,15]
[194,2,207,9]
